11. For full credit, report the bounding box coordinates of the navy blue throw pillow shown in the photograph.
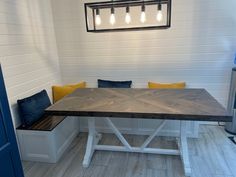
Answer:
[17,90,51,127]
[98,79,132,88]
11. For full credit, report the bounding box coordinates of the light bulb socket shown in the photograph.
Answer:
[126,6,130,13]
[141,4,145,12]
[96,8,100,15]
[158,4,162,11]
[111,7,115,14]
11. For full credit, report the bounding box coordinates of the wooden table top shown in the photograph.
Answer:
[46,88,232,122]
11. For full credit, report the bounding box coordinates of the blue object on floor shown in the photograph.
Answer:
[228,136,236,144]
[234,53,236,64]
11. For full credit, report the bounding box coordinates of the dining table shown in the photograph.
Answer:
[45,88,232,177]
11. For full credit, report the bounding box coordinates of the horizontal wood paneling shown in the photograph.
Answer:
[0,0,61,127]
[51,0,236,129]
[51,0,236,108]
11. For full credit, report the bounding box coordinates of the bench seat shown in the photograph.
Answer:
[17,115,67,131]
[17,115,79,163]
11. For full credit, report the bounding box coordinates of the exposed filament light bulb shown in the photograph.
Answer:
[110,7,116,25]
[156,4,163,22]
[140,4,146,23]
[125,6,131,24]
[95,9,101,26]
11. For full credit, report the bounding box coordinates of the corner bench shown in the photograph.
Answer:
[17,115,79,163]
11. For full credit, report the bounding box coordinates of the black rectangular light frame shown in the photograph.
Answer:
[84,0,172,32]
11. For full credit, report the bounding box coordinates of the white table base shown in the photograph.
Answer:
[82,118,191,177]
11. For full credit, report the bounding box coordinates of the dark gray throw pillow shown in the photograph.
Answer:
[17,90,51,127]
[98,79,132,88]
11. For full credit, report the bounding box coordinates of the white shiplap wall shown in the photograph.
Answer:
[0,0,61,127]
[51,0,236,134]
[51,0,236,106]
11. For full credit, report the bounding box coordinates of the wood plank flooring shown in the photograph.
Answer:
[23,125,236,177]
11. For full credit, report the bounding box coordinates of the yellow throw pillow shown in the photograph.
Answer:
[65,82,86,88]
[148,82,186,89]
[52,82,86,103]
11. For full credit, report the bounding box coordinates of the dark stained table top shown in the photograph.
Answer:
[46,88,232,122]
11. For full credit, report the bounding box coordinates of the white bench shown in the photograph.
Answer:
[17,116,79,163]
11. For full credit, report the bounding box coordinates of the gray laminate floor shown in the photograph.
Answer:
[22,125,236,177]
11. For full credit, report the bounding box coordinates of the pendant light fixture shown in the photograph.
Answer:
[110,1,115,25]
[156,3,163,22]
[125,6,131,24]
[95,8,101,26]
[110,7,116,25]
[84,0,172,32]
[140,1,146,23]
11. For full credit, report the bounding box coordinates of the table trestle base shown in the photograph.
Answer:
[95,145,180,155]
[82,117,192,177]
[179,120,192,177]
[82,118,101,168]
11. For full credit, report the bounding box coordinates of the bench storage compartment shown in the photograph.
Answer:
[17,116,79,163]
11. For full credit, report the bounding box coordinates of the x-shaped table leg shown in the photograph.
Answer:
[180,121,191,177]
[82,117,101,168]
[83,118,192,177]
